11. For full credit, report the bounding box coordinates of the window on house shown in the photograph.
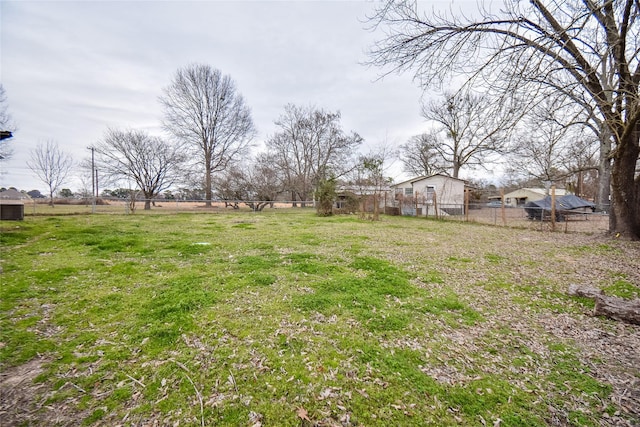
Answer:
[404,187,413,196]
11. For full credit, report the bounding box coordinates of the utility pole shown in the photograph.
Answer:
[89,146,96,213]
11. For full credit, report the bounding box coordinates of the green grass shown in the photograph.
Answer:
[602,277,639,300]
[0,212,637,426]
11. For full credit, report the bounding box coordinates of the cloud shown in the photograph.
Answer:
[1,0,428,191]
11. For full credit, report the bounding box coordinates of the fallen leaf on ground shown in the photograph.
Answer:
[297,406,310,421]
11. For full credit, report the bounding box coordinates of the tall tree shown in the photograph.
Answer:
[367,0,640,239]
[27,140,73,206]
[419,92,514,178]
[160,64,255,207]
[266,104,362,206]
[94,128,185,210]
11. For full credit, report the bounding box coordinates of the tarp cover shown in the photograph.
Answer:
[524,195,595,219]
[525,195,595,211]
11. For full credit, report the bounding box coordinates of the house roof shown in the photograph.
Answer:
[392,174,467,187]
[337,185,391,195]
[504,187,567,199]
[392,177,425,187]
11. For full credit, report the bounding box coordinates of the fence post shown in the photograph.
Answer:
[551,185,556,232]
[433,192,438,219]
[501,189,506,226]
[464,188,469,222]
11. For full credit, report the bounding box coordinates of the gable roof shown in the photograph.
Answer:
[392,174,466,187]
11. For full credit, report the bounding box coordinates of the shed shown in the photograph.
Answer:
[0,189,30,220]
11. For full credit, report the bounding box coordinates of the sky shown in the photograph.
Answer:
[0,0,480,193]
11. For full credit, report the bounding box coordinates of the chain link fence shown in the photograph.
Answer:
[385,198,610,234]
[18,196,610,234]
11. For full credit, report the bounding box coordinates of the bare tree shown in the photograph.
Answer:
[266,104,362,206]
[420,91,515,178]
[0,84,16,161]
[399,133,446,177]
[367,0,640,239]
[213,166,247,209]
[94,128,185,210]
[160,64,256,207]
[27,140,73,206]
[214,153,283,211]
[248,152,285,209]
[509,96,600,193]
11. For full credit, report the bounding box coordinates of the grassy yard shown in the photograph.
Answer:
[1,212,638,426]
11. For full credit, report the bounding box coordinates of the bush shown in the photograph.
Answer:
[315,177,336,217]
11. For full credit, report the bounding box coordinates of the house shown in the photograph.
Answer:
[501,188,568,207]
[391,174,466,216]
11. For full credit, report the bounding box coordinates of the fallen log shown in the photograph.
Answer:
[567,284,604,299]
[568,285,640,325]
[594,295,640,325]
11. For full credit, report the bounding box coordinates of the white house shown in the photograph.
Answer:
[501,188,568,207]
[391,174,466,216]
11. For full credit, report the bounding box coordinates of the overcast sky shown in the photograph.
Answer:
[1,0,477,193]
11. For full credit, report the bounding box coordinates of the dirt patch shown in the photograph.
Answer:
[1,358,47,425]
[0,357,88,426]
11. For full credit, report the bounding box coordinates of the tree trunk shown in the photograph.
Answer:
[204,163,213,208]
[594,296,640,325]
[452,162,460,179]
[144,199,151,210]
[568,285,640,325]
[373,193,379,221]
[596,128,612,212]
[567,284,603,299]
[609,128,640,240]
